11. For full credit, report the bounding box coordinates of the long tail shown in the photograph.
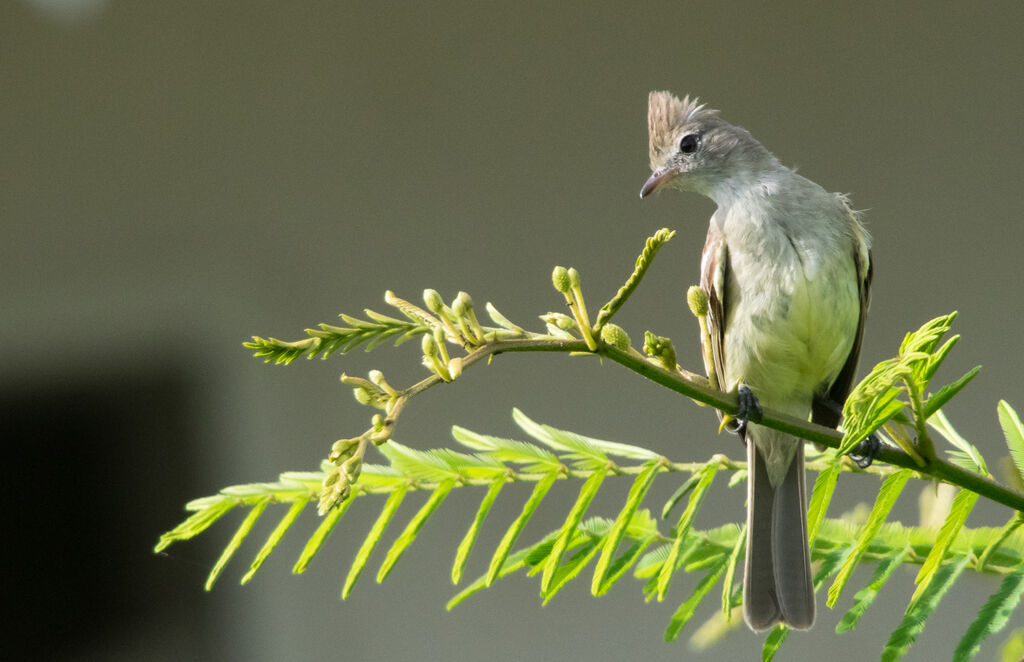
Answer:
[743,430,815,631]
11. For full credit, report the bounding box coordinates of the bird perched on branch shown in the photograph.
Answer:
[640,92,872,631]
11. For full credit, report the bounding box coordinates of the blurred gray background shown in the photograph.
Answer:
[4,1,1023,660]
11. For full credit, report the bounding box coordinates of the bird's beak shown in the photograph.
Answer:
[640,169,672,198]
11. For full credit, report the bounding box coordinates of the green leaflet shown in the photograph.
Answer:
[512,408,611,467]
[721,524,746,616]
[911,488,978,607]
[206,496,270,591]
[450,425,560,473]
[828,469,912,608]
[447,531,560,610]
[837,545,909,632]
[512,408,659,463]
[665,553,729,642]
[806,453,841,548]
[342,487,406,599]
[154,497,235,552]
[953,568,1024,661]
[997,400,1024,484]
[592,461,661,595]
[662,472,703,520]
[882,556,969,662]
[761,624,789,661]
[977,514,1024,572]
[923,366,981,419]
[377,480,454,583]
[486,472,559,586]
[656,464,717,601]
[452,477,505,584]
[242,499,308,584]
[595,536,657,596]
[541,468,607,592]
[293,495,353,574]
[378,441,463,483]
[931,409,989,476]
[541,536,602,604]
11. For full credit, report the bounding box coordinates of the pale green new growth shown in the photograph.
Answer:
[157,229,1024,660]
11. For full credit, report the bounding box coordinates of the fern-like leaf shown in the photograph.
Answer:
[513,408,610,469]
[541,469,607,592]
[451,425,560,473]
[451,477,506,584]
[882,556,969,662]
[806,452,841,547]
[998,400,1024,484]
[837,545,909,632]
[665,554,729,642]
[377,480,454,582]
[293,496,353,574]
[721,524,746,617]
[591,461,662,595]
[486,472,559,586]
[761,624,789,661]
[243,499,307,584]
[342,488,406,599]
[953,568,1024,661]
[541,534,603,604]
[447,531,560,609]
[923,366,981,419]
[656,464,717,600]
[828,469,912,608]
[205,496,270,590]
[154,498,236,552]
[931,409,989,476]
[911,488,978,606]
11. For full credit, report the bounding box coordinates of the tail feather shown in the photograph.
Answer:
[743,432,815,631]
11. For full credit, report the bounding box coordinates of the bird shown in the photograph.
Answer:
[640,91,872,631]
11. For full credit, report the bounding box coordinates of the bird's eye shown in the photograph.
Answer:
[679,134,699,155]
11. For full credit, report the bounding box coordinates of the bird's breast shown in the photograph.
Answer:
[721,226,859,414]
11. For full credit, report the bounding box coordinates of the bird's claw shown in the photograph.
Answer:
[848,433,882,469]
[737,384,763,423]
[720,383,762,437]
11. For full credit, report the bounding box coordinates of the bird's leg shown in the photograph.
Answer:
[813,397,884,468]
[848,433,882,469]
[719,381,763,438]
[735,383,763,431]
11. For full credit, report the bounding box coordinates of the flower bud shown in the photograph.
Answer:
[421,332,437,356]
[687,286,708,318]
[552,266,571,293]
[599,323,631,351]
[423,288,445,313]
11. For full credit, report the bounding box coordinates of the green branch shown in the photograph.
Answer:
[159,227,1024,661]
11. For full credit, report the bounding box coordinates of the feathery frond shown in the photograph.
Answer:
[158,228,1024,659]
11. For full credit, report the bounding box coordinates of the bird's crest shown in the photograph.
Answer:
[647,91,718,164]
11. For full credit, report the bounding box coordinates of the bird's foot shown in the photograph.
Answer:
[718,382,762,437]
[848,433,883,469]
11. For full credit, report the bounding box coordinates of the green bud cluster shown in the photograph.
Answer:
[643,331,677,371]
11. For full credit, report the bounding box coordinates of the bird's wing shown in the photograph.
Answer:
[700,227,729,393]
[812,224,873,430]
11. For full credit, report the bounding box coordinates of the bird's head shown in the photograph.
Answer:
[640,91,773,201]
